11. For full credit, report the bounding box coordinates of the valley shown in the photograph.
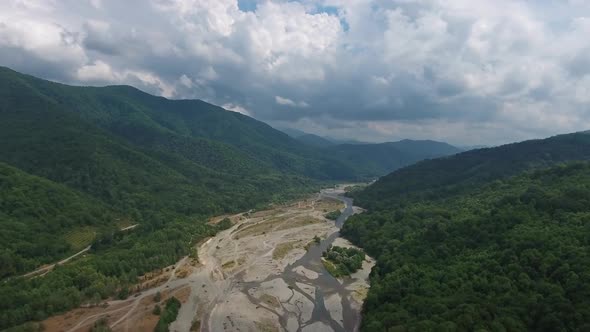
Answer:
[41,186,374,332]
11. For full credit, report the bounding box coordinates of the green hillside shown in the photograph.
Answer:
[326,140,462,178]
[0,162,116,278]
[0,67,319,329]
[0,66,358,181]
[342,134,590,331]
[354,132,590,209]
[343,163,590,331]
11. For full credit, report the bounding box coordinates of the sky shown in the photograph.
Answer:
[1,0,590,145]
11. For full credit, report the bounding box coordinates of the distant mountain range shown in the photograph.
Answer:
[277,127,369,146]
[277,126,463,176]
[354,130,590,209]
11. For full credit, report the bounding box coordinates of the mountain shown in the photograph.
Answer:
[458,144,489,151]
[343,162,590,331]
[326,140,462,178]
[0,67,336,329]
[342,132,590,331]
[276,125,461,173]
[276,127,309,138]
[354,132,590,209]
[296,133,336,147]
[0,66,464,329]
[277,126,367,145]
[0,67,364,182]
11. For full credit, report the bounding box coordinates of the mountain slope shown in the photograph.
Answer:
[0,162,117,278]
[0,66,358,180]
[342,132,590,331]
[326,140,462,177]
[355,132,590,208]
[296,133,336,147]
[343,162,590,331]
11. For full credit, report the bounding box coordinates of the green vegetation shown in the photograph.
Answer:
[190,319,201,331]
[0,67,320,330]
[324,140,461,178]
[0,66,458,330]
[153,304,161,315]
[0,162,116,278]
[0,218,212,329]
[217,217,233,230]
[322,245,365,277]
[325,210,342,220]
[272,241,299,260]
[154,297,181,332]
[354,132,590,209]
[91,318,112,332]
[342,162,590,331]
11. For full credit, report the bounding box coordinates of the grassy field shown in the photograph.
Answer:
[63,227,96,251]
[272,241,300,260]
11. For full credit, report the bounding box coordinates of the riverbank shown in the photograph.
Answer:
[42,186,374,332]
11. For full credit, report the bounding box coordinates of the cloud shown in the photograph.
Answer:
[77,60,116,81]
[1,0,590,145]
[275,96,309,108]
[222,102,251,116]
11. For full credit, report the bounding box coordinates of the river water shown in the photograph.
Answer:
[239,190,362,332]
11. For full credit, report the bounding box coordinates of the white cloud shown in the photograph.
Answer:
[76,60,116,81]
[1,0,590,144]
[179,74,193,88]
[275,96,309,108]
[222,103,251,116]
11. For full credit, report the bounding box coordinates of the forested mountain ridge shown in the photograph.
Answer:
[0,66,357,180]
[326,140,462,178]
[354,131,590,209]
[0,67,323,329]
[342,132,590,331]
[343,162,590,331]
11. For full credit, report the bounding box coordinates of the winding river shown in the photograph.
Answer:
[238,190,363,331]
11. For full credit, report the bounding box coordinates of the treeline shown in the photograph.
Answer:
[342,162,590,331]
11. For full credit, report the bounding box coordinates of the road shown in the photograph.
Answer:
[22,245,91,278]
[21,224,139,279]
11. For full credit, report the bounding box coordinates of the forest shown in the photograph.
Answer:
[342,162,590,331]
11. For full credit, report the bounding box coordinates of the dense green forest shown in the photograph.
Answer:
[0,162,117,278]
[322,245,365,277]
[343,162,590,331]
